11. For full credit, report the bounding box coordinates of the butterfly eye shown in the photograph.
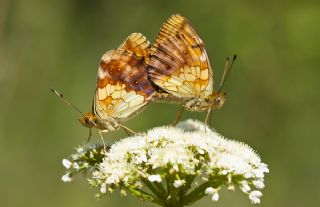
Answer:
[85,117,91,124]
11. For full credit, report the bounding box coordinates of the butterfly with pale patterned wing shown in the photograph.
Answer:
[148,14,235,124]
[79,33,155,133]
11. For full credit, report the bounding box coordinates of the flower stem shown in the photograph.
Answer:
[128,187,165,206]
[177,174,196,205]
[141,179,167,201]
[183,176,225,205]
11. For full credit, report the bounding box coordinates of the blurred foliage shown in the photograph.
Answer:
[0,0,319,207]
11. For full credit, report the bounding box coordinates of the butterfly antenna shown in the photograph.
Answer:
[218,54,237,93]
[51,88,85,117]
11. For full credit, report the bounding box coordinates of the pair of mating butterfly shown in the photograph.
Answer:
[53,14,236,148]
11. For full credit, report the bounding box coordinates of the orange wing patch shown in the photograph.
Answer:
[93,33,155,121]
[148,14,213,98]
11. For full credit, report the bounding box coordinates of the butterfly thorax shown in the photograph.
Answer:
[79,112,120,131]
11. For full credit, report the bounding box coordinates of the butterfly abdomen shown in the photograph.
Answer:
[152,92,187,104]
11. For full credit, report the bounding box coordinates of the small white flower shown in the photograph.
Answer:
[259,163,269,173]
[148,175,162,183]
[205,187,215,194]
[205,187,219,201]
[253,168,265,178]
[221,170,228,175]
[72,162,80,170]
[100,183,107,194]
[61,173,72,182]
[71,154,79,160]
[83,162,89,168]
[89,151,94,158]
[244,172,254,178]
[197,148,205,154]
[249,190,262,204]
[227,184,235,191]
[120,189,127,196]
[253,180,265,189]
[240,181,251,193]
[62,159,72,169]
[76,146,84,153]
[173,179,186,188]
[212,191,219,201]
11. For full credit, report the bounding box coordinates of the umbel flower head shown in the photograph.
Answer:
[62,119,269,207]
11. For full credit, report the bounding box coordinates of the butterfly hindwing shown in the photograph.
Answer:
[94,33,155,121]
[148,14,213,98]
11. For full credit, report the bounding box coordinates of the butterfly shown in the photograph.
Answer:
[148,14,235,125]
[52,33,155,150]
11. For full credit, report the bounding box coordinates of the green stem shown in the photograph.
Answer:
[168,184,179,207]
[181,174,196,195]
[128,187,165,206]
[183,176,225,206]
[141,176,186,207]
[154,181,168,198]
[165,175,171,197]
[178,164,202,205]
[177,174,196,205]
[141,179,167,203]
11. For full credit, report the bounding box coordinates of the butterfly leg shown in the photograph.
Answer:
[98,130,108,155]
[122,127,135,136]
[208,110,213,127]
[173,106,184,126]
[87,128,92,142]
[204,107,212,126]
[119,124,136,136]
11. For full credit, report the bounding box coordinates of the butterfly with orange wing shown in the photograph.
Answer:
[53,33,155,150]
[80,33,154,132]
[148,14,236,125]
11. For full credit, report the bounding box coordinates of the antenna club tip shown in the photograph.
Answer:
[233,54,237,60]
[51,88,64,98]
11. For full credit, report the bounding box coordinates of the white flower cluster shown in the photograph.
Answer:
[61,144,106,183]
[89,119,268,204]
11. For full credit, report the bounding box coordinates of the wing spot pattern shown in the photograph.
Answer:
[98,87,107,100]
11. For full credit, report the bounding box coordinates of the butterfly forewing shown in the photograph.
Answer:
[94,33,155,122]
[148,14,214,98]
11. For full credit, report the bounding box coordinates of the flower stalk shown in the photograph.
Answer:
[61,119,269,206]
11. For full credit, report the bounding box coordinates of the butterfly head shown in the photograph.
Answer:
[79,112,97,128]
[79,112,121,132]
[207,92,226,109]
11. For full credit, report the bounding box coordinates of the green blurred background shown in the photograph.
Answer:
[1,0,319,206]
